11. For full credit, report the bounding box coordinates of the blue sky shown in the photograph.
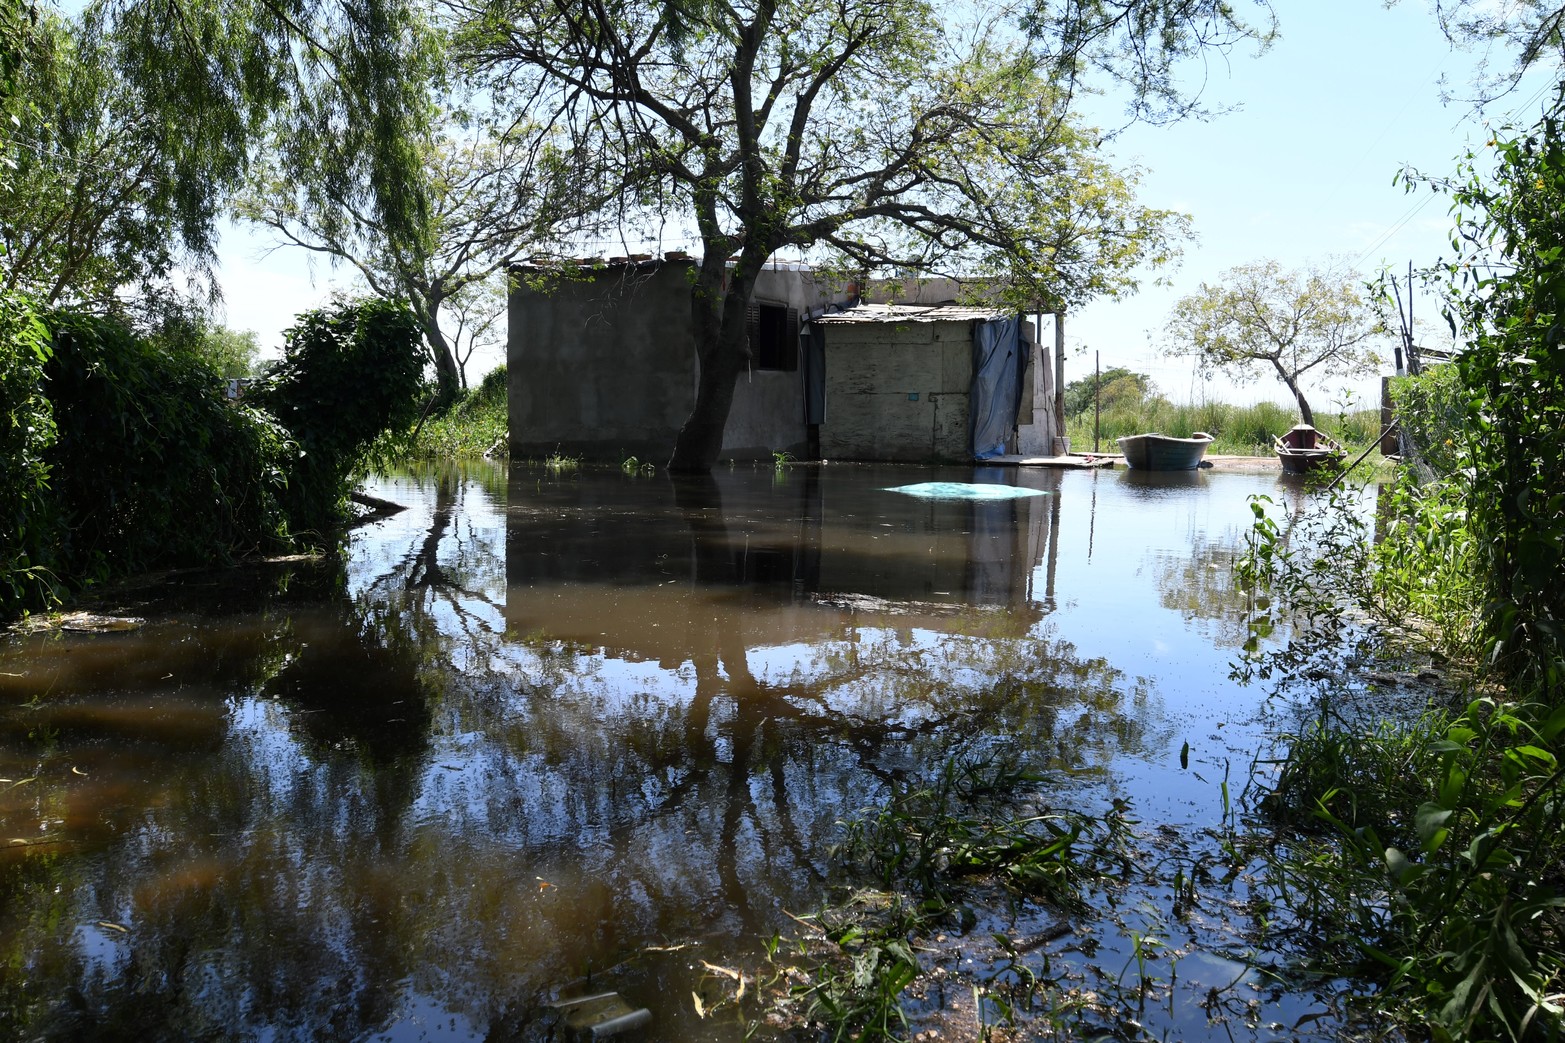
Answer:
[215,0,1556,408]
[1066,0,1555,413]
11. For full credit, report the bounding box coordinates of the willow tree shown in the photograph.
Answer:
[238,105,597,401]
[0,0,435,316]
[461,0,1255,472]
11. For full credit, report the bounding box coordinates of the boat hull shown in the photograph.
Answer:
[1116,432,1214,471]
[1274,425,1345,474]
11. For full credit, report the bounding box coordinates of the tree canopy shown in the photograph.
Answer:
[1163,259,1385,425]
[1,0,436,319]
[238,96,598,401]
[1063,366,1155,417]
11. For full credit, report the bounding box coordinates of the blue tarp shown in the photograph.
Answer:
[970,315,1027,460]
[885,482,1048,500]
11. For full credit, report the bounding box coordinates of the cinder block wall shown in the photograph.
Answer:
[819,320,975,462]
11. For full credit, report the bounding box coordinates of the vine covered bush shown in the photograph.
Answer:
[42,311,294,582]
[250,297,426,541]
[1437,87,1565,685]
[0,291,59,615]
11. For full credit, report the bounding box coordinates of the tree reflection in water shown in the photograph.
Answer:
[0,462,1182,1041]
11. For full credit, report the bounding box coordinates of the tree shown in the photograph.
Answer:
[194,326,263,379]
[238,102,597,403]
[0,0,435,318]
[1163,260,1384,426]
[462,0,1223,472]
[1,9,194,308]
[1063,366,1154,417]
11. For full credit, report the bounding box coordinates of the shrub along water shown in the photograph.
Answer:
[0,294,426,620]
[1228,86,1565,1030]
[407,364,507,459]
[41,310,295,589]
[0,292,58,615]
[1239,389,1564,1037]
[249,298,426,542]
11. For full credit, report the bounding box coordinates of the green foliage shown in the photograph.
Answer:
[408,365,507,458]
[1429,88,1565,686]
[1237,474,1564,1040]
[1061,365,1152,418]
[1,9,192,307]
[1258,696,1565,1042]
[1371,474,1483,660]
[1390,363,1467,476]
[250,297,426,540]
[0,290,60,615]
[191,325,262,379]
[40,310,293,583]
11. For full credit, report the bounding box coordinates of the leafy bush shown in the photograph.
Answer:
[0,291,60,615]
[42,311,294,583]
[250,297,425,540]
[407,364,507,459]
[1433,91,1565,686]
[1391,364,1467,476]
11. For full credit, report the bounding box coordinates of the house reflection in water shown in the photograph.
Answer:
[501,464,1065,663]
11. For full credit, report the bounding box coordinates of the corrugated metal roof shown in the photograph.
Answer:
[810,302,1005,324]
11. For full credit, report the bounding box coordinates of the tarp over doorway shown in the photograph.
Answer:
[970,316,1027,460]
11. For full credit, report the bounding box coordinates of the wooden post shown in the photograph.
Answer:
[1054,307,1066,441]
[1093,350,1101,453]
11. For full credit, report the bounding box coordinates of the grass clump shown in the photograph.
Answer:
[1064,390,1382,457]
[751,755,1133,1041]
[409,365,507,459]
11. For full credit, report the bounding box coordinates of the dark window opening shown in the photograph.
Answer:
[748,302,799,371]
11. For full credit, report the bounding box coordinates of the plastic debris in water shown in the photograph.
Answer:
[549,991,653,1039]
[885,482,1049,500]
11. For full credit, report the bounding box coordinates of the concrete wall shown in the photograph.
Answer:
[509,259,841,462]
[509,261,694,461]
[818,319,977,463]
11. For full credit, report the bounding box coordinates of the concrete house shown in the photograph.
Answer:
[507,258,1061,464]
[508,257,847,462]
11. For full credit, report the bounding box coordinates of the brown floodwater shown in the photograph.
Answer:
[0,461,1363,1041]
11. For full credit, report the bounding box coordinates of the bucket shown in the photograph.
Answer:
[1052,436,1071,456]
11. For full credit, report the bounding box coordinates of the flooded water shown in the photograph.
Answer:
[0,462,1358,1041]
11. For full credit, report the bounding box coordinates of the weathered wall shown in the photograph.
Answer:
[508,260,839,462]
[818,319,977,463]
[509,261,694,461]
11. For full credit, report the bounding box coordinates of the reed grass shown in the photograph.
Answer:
[1065,400,1384,457]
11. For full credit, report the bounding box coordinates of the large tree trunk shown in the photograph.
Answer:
[667,263,756,473]
[409,287,461,409]
[425,321,461,409]
[1286,377,1314,426]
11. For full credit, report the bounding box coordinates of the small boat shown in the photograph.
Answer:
[1116,431,1214,471]
[1274,424,1345,474]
